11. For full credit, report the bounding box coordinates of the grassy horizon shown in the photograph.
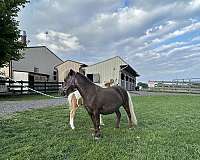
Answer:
[1,95,200,159]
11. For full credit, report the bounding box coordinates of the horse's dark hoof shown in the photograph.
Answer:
[114,128,119,130]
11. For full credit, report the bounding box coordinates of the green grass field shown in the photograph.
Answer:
[1,95,200,160]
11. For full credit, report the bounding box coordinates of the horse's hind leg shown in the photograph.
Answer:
[123,105,133,128]
[115,110,121,128]
[100,114,104,126]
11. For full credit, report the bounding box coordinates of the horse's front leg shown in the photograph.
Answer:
[69,94,78,130]
[93,112,101,139]
[69,107,78,130]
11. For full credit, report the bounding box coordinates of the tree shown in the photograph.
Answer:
[0,0,29,68]
[137,82,148,89]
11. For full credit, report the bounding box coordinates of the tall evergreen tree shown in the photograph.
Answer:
[0,0,29,67]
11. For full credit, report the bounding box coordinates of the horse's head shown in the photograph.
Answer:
[62,69,77,96]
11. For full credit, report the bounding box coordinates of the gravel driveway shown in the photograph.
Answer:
[0,98,67,117]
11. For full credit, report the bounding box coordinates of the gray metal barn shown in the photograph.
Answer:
[84,56,139,91]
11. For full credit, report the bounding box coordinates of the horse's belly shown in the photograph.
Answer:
[84,106,93,113]
[100,105,120,115]
[100,111,113,115]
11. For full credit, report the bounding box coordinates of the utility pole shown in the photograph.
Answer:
[45,31,48,46]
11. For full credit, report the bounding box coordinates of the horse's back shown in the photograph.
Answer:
[96,85,127,105]
[110,86,129,105]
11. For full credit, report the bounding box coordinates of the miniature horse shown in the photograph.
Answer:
[68,90,104,129]
[63,69,137,139]
[67,81,114,130]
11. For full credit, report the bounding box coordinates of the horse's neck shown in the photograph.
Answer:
[76,84,95,99]
[76,77,97,101]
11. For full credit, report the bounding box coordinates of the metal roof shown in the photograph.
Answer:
[120,65,140,77]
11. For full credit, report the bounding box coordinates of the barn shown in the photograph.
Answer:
[84,56,139,90]
[0,46,63,82]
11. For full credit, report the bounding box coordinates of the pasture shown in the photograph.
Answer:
[1,95,200,160]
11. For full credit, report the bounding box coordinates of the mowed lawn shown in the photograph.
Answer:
[0,95,200,160]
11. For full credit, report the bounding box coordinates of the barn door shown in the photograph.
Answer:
[29,75,34,89]
[87,74,93,82]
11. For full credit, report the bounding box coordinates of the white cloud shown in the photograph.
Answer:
[189,0,200,8]
[36,30,83,53]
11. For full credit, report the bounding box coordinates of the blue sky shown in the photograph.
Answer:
[18,0,200,82]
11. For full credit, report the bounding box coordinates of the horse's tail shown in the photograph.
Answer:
[127,91,137,126]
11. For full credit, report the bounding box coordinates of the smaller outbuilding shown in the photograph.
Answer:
[55,60,87,82]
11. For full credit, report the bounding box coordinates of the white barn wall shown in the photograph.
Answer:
[12,47,63,81]
[13,71,28,81]
[12,71,29,91]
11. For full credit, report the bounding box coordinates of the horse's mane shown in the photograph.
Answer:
[76,72,97,86]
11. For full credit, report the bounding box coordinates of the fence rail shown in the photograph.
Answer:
[148,79,200,94]
[0,79,63,95]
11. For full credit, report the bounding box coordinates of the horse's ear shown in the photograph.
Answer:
[69,69,75,76]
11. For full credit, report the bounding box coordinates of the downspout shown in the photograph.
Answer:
[9,60,13,78]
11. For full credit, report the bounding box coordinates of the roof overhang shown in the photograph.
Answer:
[80,64,88,68]
[54,60,87,68]
[120,65,140,77]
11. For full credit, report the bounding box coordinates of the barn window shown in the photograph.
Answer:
[34,67,39,73]
[126,76,129,81]
[87,74,100,83]
[53,71,57,81]
[87,74,93,82]
[0,76,6,85]
[121,73,125,80]
[93,74,100,83]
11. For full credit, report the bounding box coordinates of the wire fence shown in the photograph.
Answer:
[147,78,200,94]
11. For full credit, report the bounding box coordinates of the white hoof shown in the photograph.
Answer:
[100,123,105,126]
[94,137,100,140]
[70,124,75,130]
